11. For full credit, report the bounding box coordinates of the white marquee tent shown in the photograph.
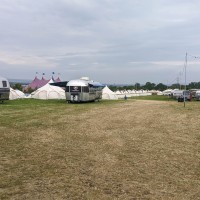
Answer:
[31,80,65,100]
[9,88,26,100]
[102,86,118,100]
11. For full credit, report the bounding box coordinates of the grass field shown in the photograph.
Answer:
[0,99,200,199]
[130,95,175,101]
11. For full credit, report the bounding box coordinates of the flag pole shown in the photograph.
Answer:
[184,52,187,107]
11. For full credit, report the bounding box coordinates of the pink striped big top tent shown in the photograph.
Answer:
[25,75,61,91]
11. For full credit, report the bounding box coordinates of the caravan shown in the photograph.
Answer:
[51,77,104,103]
[0,76,10,102]
[66,78,104,103]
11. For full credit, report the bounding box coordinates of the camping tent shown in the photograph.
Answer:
[102,86,118,100]
[25,76,42,91]
[31,81,65,100]
[114,90,125,98]
[9,88,26,100]
[163,89,172,96]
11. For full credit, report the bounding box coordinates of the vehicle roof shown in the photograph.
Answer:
[67,79,104,87]
[67,79,88,86]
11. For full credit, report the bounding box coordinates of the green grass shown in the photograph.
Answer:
[0,99,200,199]
[0,99,125,129]
[129,95,175,101]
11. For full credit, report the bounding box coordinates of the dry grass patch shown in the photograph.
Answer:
[0,99,200,199]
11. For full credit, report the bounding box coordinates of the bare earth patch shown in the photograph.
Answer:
[0,100,200,199]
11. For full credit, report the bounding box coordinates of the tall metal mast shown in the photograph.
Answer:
[184,52,187,107]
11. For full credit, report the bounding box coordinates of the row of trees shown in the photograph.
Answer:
[109,81,200,92]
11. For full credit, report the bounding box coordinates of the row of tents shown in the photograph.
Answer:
[12,75,179,100]
[102,86,167,99]
[5,75,200,100]
[11,75,169,100]
[10,80,157,100]
[10,79,65,100]
[10,84,200,101]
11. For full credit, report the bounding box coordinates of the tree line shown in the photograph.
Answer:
[109,81,200,92]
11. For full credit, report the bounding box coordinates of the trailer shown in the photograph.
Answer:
[51,77,104,103]
[0,76,10,102]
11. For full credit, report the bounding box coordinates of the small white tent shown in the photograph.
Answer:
[115,90,125,98]
[102,86,118,100]
[9,88,26,100]
[31,81,65,100]
[163,89,172,95]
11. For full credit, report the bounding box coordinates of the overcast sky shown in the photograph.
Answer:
[1,0,200,84]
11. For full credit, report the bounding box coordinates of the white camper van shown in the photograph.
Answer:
[0,76,10,102]
[51,77,104,103]
[66,78,104,103]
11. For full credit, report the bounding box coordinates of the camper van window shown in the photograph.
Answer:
[82,87,89,93]
[2,81,7,87]
[70,86,81,92]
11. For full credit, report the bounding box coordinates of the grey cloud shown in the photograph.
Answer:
[1,0,200,83]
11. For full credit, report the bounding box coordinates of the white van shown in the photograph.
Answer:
[0,76,10,102]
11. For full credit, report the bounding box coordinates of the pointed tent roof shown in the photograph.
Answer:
[25,76,52,90]
[115,90,122,94]
[102,86,118,100]
[47,78,55,84]
[9,88,26,100]
[26,76,41,90]
[55,77,61,82]
[102,86,115,94]
[39,76,50,88]
[31,82,65,100]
